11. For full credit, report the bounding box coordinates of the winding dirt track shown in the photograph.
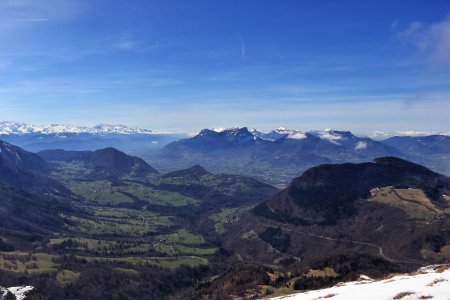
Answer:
[256,218,422,265]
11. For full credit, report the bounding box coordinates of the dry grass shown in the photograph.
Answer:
[56,270,80,285]
[393,291,415,300]
[434,264,450,273]
[306,267,338,278]
[266,272,278,282]
[426,278,447,287]
[369,187,450,220]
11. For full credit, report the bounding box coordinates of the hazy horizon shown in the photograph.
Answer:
[1,119,449,138]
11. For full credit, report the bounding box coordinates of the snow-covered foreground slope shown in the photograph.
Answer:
[271,265,450,300]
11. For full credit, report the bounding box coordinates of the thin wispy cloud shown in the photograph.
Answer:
[239,37,246,62]
[399,14,450,67]
[0,59,13,70]
[13,18,48,22]
[112,34,139,51]
[114,40,137,50]
[107,33,163,53]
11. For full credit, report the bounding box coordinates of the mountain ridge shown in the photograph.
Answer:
[39,148,159,178]
[0,140,71,196]
[220,157,450,269]
[0,141,75,234]
[155,127,404,185]
[258,156,449,226]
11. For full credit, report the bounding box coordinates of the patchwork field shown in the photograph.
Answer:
[76,255,208,269]
[209,207,250,234]
[0,252,59,273]
[369,186,450,220]
[69,180,199,207]
[69,180,134,205]
[64,207,173,236]
[0,157,278,299]
[421,244,450,263]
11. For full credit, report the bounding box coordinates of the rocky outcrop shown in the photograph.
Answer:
[0,286,41,300]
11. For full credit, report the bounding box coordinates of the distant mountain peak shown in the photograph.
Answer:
[369,130,450,140]
[38,147,158,178]
[226,127,251,135]
[94,147,122,154]
[205,127,250,134]
[88,147,159,177]
[190,164,209,172]
[247,128,359,143]
[197,127,256,142]
[0,121,166,135]
[0,140,49,174]
[198,128,217,136]
[162,164,210,178]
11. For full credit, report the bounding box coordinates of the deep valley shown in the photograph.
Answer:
[0,132,449,299]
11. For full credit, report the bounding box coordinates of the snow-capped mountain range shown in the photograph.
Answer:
[0,121,167,135]
[212,127,357,143]
[156,126,450,184]
[0,121,187,153]
[218,127,450,141]
[1,121,447,139]
[1,123,448,180]
[249,127,354,144]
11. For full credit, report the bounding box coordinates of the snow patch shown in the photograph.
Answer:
[212,127,225,132]
[249,128,289,141]
[5,286,36,300]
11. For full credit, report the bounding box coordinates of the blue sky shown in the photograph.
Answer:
[0,0,449,133]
